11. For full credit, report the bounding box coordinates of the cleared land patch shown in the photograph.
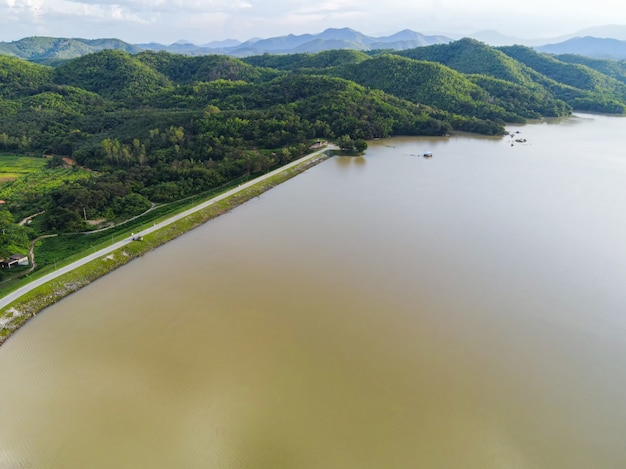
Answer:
[0,155,48,183]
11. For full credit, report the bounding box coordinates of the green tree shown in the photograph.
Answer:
[337,134,355,151]
[354,139,368,153]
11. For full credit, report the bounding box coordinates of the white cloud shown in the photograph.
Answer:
[0,0,254,32]
[1,0,626,44]
[292,0,360,15]
[63,0,252,13]
[2,0,146,22]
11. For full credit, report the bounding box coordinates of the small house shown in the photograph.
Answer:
[2,254,29,269]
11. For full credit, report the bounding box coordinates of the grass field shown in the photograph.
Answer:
[0,155,48,183]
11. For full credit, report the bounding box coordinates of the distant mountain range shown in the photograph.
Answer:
[2,26,626,63]
[536,37,626,60]
[135,28,453,57]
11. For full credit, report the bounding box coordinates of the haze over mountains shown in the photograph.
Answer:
[130,24,626,60]
[536,37,626,60]
[2,25,626,63]
[128,28,453,58]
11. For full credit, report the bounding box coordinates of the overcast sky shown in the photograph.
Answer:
[1,0,625,44]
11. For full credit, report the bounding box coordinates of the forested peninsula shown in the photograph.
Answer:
[1,37,626,288]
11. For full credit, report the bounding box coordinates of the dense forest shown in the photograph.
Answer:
[1,38,626,258]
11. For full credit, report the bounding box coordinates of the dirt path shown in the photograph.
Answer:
[26,234,58,274]
[18,211,45,226]
[80,202,159,234]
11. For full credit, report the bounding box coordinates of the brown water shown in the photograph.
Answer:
[2,114,626,468]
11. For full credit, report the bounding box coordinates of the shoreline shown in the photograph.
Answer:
[0,149,333,347]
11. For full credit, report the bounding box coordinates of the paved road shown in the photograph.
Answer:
[0,146,337,310]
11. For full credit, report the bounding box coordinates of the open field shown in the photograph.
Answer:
[0,155,48,183]
[0,166,93,220]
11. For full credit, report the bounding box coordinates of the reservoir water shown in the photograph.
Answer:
[1,114,626,468]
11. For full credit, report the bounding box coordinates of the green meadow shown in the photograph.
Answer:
[0,155,48,183]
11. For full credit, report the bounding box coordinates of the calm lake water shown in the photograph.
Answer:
[1,114,626,468]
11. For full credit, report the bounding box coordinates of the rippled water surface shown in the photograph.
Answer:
[1,114,626,468]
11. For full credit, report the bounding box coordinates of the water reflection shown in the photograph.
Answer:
[334,155,366,169]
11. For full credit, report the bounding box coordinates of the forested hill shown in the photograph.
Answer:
[1,38,625,243]
[0,37,140,64]
[399,39,626,113]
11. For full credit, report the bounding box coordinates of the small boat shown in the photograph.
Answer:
[423,152,433,158]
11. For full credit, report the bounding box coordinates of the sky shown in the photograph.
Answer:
[1,0,626,45]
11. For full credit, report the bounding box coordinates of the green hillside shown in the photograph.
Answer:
[243,49,371,70]
[0,37,141,63]
[500,45,626,98]
[52,50,171,102]
[391,39,626,114]
[499,45,626,113]
[553,54,626,85]
[0,56,53,98]
[398,38,540,87]
[234,74,456,138]
[136,51,282,84]
[327,54,519,128]
[466,74,571,118]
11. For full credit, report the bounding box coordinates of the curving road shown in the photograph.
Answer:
[0,146,337,310]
